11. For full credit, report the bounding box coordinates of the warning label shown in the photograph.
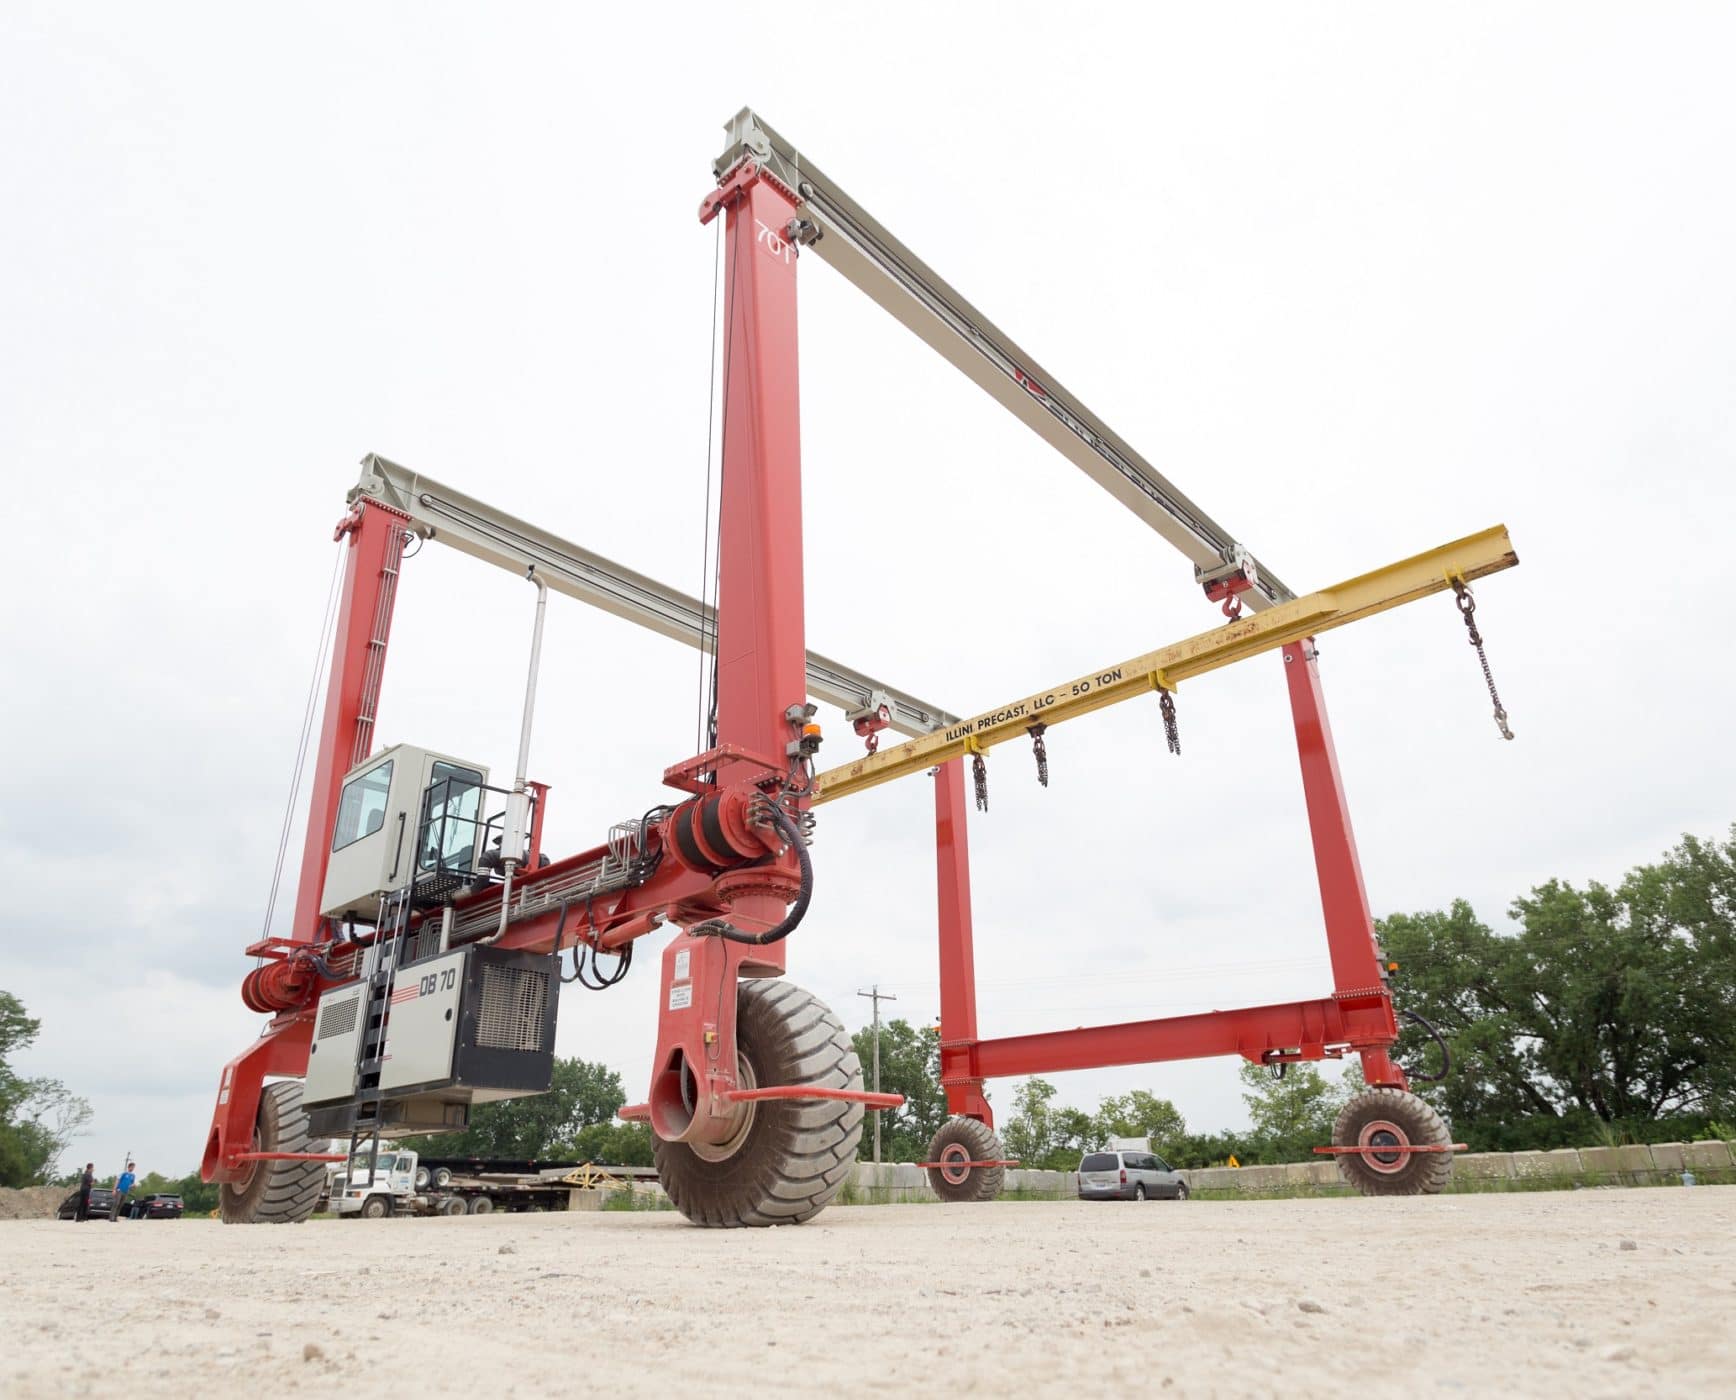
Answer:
[668,983,693,1012]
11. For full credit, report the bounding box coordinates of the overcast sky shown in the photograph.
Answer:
[3,4,1733,1178]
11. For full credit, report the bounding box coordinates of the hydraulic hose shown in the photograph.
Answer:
[1400,1008,1451,1084]
[690,803,813,947]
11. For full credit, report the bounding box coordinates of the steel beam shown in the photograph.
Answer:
[349,454,957,738]
[812,525,1518,804]
[713,108,1294,609]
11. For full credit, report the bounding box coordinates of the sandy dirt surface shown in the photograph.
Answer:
[2,1190,1732,1397]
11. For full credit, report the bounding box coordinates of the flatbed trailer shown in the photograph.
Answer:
[328,1149,658,1217]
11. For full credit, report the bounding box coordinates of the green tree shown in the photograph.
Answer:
[1379,826,1736,1148]
[405,1056,628,1160]
[1002,1077,1098,1170]
[1093,1090,1187,1155]
[848,1018,949,1162]
[569,1120,655,1168]
[1237,1060,1359,1164]
[0,990,92,1187]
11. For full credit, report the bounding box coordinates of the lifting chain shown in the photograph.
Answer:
[971,751,989,812]
[1027,722,1049,788]
[1450,579,1514,741]
[1159,689,1181,756]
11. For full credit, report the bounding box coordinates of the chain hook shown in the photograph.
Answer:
[1222,594,1243,621]
[1027,723,1049,788]
[1159,689,1181,755]
[1449,578,1514,740]
[971,749,989,812]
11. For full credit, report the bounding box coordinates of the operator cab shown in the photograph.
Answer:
[319,743,493,923]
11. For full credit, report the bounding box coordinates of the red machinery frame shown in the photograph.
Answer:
[930,638,1405,1136]
[205,136,1411,1184]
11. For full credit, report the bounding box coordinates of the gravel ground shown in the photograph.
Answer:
[2,1189,1732,1397]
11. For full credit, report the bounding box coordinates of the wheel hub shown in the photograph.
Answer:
[227,1127,263,1194]
[938,1143,974,1186]
[690,1053,759,1163]
[1357,1118,1411,1174]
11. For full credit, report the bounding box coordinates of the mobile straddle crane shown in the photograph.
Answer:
[202,109,1518,1226]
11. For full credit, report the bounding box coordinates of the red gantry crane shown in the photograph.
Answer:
[203,110,1518,1226]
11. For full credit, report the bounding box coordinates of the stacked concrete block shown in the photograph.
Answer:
[1682,1140,1734,1172]
[1511,1149,1576,1179]
[1647,1142,1687,1172]
[1453,1151,1515,1181]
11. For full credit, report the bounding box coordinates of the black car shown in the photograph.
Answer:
[57,1187,115,1221]
[126,1193,184,1220]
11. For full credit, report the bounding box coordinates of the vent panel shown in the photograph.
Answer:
[476,964,549,1051]
[318,994,359,1040]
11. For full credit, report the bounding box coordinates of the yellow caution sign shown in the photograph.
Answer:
[1227,1155,1240,1169]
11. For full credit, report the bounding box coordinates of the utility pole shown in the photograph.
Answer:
[857,985,897,1164]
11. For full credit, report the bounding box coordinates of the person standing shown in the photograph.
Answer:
[113,1162,136,1221]
[75,1162,95,1221]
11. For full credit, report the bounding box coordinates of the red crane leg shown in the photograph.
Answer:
[1282,638,1405,1087]
[204,501,407,1183]
[199,1017,314,1182]
[289,502,409,946]
[648,164,808,1145]
[934,757,991,1125]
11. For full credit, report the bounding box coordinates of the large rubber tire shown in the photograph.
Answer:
[360,1195,390,1220]
[1332,1087,1454,1196]
[439,1197,467,1217]
[467,1195,494,1215]
[925,1118,1007,1203]
[218,1081,325,1224]
[655,979,864,1228]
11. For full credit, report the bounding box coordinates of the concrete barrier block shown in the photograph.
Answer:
[1017,1170,1068,1197]
[1306,1161,1340,1187]
[1543,1148,1583,1175]
[1647,1142,1686,1172]
[891,1163,926,1191]
[1683,1140,1734,1171]
[1235,1165,1285,1193]
[1612,1145,1657,1177]
[1576,1146,1623,1177]
[1188,1168,1237,1192]
[1511,1150,1570,1179]
[1454,1152,1516,1180]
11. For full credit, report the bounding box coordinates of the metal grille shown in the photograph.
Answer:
[411,925,442,963]
[476,964,548,1051]
[318,993,359,1040]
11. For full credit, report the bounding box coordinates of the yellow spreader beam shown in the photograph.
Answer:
[812,524,1519,805]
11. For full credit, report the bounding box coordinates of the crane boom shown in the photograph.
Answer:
[714,109,1294,610]
[350,454,958,738]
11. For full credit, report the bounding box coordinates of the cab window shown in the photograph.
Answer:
[332,761,394,851]
[419,762,485,873]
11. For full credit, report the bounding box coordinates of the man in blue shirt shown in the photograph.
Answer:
[113,1163,136,1222]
